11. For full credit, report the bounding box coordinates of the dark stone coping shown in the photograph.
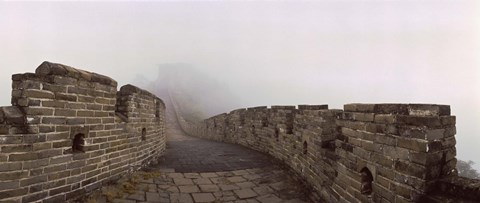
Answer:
[344,103,450,116]
[0,106,25,125]
[118,84,165,108]
[298,104,329,110]
[33,61,118,87]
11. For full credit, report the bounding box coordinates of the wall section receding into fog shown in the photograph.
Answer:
[0,1,479,169]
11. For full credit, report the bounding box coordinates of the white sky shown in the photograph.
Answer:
[0,1,479,168]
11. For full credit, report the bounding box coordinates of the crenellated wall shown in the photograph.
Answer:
[0,62,166,203]
[173,101,480,202]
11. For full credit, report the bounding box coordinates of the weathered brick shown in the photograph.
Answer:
[23,89,54,99]
[396,115,442,128]
[66,103,86,109]
[46,132,69,141]
[53,75,77,85]
[77,110,94,117]
[65,188,85,200]
[42,117,66,124]
[344,104,375,113]
[0,180,19,191]
[1,144,32,153]
[49,185,71,196]
[408,104,450,116]
[394,160,426,179]
[42,101,66,108]
[78,96,95,103]
[397,138,427,152]
[9,152,39,161]
[55,109,76,117]
[374,114,397,124]
[374,104,409,114]
[42,83,67,93]
[38,149,63,159]
[66,118,86,125]
[44,164,67,174]
[23,158,49,169]
[22,191,48,202]
[50,155,72,165]
[94,111,109,117]
[55,93,77,102]
[0,162,23,172]
[33,142,52,151]
[0,171,29,181]
[48,171,70,181]
[0,188,28,199]
[43,194,66,203]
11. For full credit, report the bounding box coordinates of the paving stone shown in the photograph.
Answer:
[243,174,262,181]
[155,178,173,185]
[220,184,241,191]
[193,178,212,185]
[137,183,157,192]
[237,181,256,189]
[234,189,258,199]
[213,191,223,198]
[170,193,194,203]
[113,199,136,203]
[174,178,194,185]
[200,172,218,178]
[217,171,234,177]
[269,181,286,191]
[166,186,180,193]
[252,186,274,196]
[127,191,145,201]
[256,194,283,203]
[210,177,223,184]
[159,192,170,198]
[246,169,263,174]
[168,173,184,178]
[184,173,201,178]
[192,193,216,202]
[221,194,238,201]
[158,185,170,190]
[283,198,307,203]
[146,192,162,201]
[233,170,250,176]
[199,184,220,192]
[246,199,260,203]
[179,185,200,193]
[228,176,247,183]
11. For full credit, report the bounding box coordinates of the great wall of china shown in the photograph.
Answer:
[0,62,479,202]
[170,92,480,202]
[0,62,166,202]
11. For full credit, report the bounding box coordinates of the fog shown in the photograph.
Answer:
[0,1,479,169]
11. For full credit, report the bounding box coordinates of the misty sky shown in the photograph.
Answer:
[0,1,479,168]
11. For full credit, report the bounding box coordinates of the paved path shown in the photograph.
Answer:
[81,103,312,203]
[151,108,274,173]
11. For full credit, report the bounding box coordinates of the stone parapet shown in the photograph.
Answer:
[0,62,166,203]
[173,101,479,202]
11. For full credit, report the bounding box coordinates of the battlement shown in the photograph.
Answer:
[0,62,166,202]
[174,102,478,202]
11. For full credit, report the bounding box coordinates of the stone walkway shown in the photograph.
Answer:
[80,103,312,203]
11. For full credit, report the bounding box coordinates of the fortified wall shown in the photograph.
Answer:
[173,101,480,202]
[0,62,166,202]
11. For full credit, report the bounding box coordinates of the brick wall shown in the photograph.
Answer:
[0,62,166,203]
[173,99,480,202]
